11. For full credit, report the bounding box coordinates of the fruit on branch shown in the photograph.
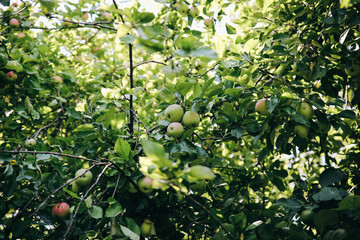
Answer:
[345,63,360,77]
[204,18,213,28]
[24,138,36,148]
[188,165,216,180]
[9,18,19,27]
[182,111,200,128]
[52,75,63,84]
[140,219,156,237]
[17,33,26,38]
[300,209,315,225]
[5,71,18,81]
[177,2,188,16]
[164,104,184,122]
[138,176,153,194]
[75,168,93,186]
[52,202,70,219]
[255,98,268,115]
[297,102,313,120]
[167,122,184,138]
[82,12,89,21]
[102,12,112,20]
[189,6,200,18]
[294,125,308,138]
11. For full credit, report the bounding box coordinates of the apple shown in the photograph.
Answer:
[188,165,216,180]
[297,102,313,120]
[75,168,93,186]
[138,176,153,194]
[52,202,70,219]
[140,219,154,237]
[294,125,308,138]
[5,71,18,81]
[128,182,138,193]
[167,122,184,138]
[204,18,213,28]
[82,12,89,21]
[182,110,200,128]
[17,33,26,38]
[71,181,80,193]
[177,2,188,16]
[164,104,184,122]
[24,138,36,148]
[345,63,360,77]
[102,12,112,20]
[300,209,315,225]
[52,75,63,84]
[9,18,19,27]
[255,98,268,115]
[189,6,200,18]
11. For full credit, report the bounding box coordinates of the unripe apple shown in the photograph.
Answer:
[9,18,19,27]
[300,209,315,225]
[204,18,213,28]
[140,219,153,237]
[75,168,93,186]
[255,98,268,115]
[294,125,308,138]
[182,111,200,128]
[167,122,184,138]
[138,176,153,194]
[297,102,313,120]
[189,6,200,18]
[71,181,80,193]
[24,138,36,148]
[52,202,70,219]
[5,71,18,81]
[177,2,188,16]
[164,104,184,122]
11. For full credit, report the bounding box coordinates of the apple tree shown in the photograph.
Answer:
[0,0,359,239]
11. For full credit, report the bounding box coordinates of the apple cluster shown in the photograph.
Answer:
[164,104,200,139]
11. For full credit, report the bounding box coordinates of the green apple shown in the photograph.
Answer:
[24,138,36,148]
[5,71,18,81]
[297,102,313,120]
[75,169,93,186]
[167,122,184,138]
[182,110,200,128]
[138,176,153,194]
[9,18,19,27]
[300,209,315,225]
[52,202,70,219]
[71,181,80,193]
[345,63,360,77]
[204,18,213,28]
[294,125,308,138]
[164,104,184,122]
[316,119,330,133]
[177,2,188,16]
[189,6,200,18]
[188,165,216,180]
[255,98,268,115]
[140,219,155,237]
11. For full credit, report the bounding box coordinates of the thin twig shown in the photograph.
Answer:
[0,0,35,19]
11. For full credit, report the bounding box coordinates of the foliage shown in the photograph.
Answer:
[0,0,360,239]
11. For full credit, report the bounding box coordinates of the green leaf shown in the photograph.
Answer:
[90,205,103,219]
[117,24,131,39]
[319,168,343,187]
[114,138,131,161]
[312,187,344,202]
[336,195,360,210]
[137,12,155,23]
[106,202,123,218]
[225,24,236,34]
[337,110,356,119]
[276,198,302,211]
[120,225,140,240]
[313,209,338,233]
[141,140,172,169]
[5,60,23,72]
[229,212,247,229]
[73,124,96,132]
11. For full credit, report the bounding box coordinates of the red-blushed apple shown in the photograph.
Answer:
[294,125,308,138]
[138,176,153,194]
[82,12,89,21]
[189,6,200,18]
[167,122,184,138]
[102,12,112,20]
[17,33,26,38]
[297,102,313,120]
[204,18,213,28]
[9,18,19,27]
[52,202,70,219]
[5,71,18,81]
[52,75,63,84]
[182,110,200,128]
[24,138,36,148]
[164,104,184,122]
[75,168,93,186]
[255,98,268,115]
